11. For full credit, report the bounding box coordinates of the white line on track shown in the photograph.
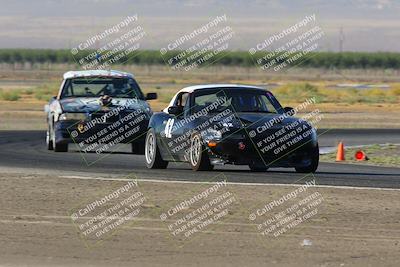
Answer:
[59,175,400,191]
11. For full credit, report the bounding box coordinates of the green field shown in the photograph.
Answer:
[1,49,400,69]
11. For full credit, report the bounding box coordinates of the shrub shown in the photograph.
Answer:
[0,89,21,101]
[34,84,59,101]
[389,87,400,96]
[23,89,34,95]
[273,83,326,102]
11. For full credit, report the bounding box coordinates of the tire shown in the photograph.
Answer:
[249,162,269,172]
[54,141,68,152]
[295,144,319,173]
[131,141,145,155]
[189,133,214,171]
[46,128,53,150]
[145,128,168,169]
[52,127,68,152]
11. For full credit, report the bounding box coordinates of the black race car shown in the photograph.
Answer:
[145,84,319,172]
[45,70,157,153]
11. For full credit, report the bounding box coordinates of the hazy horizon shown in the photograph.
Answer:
[0,0,399,52]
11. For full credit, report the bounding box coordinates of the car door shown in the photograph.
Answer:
[169,92,192,161]
[158,92,190,161]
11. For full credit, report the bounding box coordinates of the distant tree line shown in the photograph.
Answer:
[0,49,399,69]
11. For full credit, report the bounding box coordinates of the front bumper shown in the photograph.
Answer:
[54,119,148,145]
[206,130,318,168]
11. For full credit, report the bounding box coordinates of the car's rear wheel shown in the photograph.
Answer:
[145,128,168,169]
[249,162,269,172]
[189,133,214,171]
[295,144,319,173]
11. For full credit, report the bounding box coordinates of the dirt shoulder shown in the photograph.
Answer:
[321,144,400,168]
[1,99,400,130]
[0,171,399,266]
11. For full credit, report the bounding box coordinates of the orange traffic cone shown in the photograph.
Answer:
[336,142,345,161]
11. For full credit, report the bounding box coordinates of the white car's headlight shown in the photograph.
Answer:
[311,127,318,143]
[58,113,87,121]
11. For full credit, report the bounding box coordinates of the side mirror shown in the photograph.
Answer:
[168,106,183,115]
[283,106,295,115]
[146,92,157,100]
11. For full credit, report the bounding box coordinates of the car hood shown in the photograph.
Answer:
[234,112,303,128]
[60,97,150,113]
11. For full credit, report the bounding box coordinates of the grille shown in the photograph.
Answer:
[90,112,120,123]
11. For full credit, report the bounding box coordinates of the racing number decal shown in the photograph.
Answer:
[165,118,175,138]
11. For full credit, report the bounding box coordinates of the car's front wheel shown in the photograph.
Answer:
[249,162,269,172]
[51,126,68,152]
[46,127,53,150]
[189,133,214,171]
[295,144,319,173]
[145,128,168,169]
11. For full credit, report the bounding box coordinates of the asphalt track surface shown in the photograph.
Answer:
[0,129,399,189]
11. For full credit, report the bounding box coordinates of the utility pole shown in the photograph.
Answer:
[339,27,345,52]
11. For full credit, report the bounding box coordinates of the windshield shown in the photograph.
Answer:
[192,88,283,114]
[60,77,145,99]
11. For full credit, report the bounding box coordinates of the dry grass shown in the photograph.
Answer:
[320,144,400,167]
[0,66,399,130]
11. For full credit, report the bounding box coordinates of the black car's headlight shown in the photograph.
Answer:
[202,128,223,141]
